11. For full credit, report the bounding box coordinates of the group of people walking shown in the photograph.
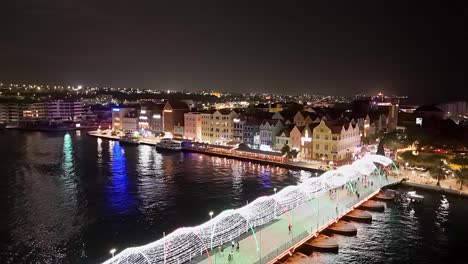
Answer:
[218,241,239,263]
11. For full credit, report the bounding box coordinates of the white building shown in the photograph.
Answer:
[46,100,84,120]
[259,119,284,150]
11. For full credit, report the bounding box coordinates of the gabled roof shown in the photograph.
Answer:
[142,102,166,110]
[261,118,283,127]
[307,122,320,131]
[167,101,190,110]
[294,125,306,133]
[244,118,263,126]
[326,119,359,134]
[217,108,236,115]
[200,109,218,114]
[276,126,294,137]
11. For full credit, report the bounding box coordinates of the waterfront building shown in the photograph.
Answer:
[274,126,293,150]
[289,125,304,150]
[173,125,184,138]
[162,101,190,134]
[259,119,284,150]
[311,120,361,161]
[201,109,239,145]
[242,118,262,149]
[46,100,84,121]
[293,111,314,126]
[232,116,245,142]
[184,112,203,141]
[112,106,138,133]
[297,123,318,160]
[139,103,165,134]
[0,103,22,123]
[22,103,46,119]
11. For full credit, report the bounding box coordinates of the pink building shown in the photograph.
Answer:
[184,112,202,141]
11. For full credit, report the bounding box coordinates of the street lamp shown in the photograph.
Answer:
[110,248,116,258]
[209,211,214,220]
[274,187,277,194]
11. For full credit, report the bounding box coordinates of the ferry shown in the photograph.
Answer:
[156,138,182,151]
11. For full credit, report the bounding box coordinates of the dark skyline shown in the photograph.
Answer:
[1,1,467,103]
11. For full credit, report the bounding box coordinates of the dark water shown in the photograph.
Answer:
[0,131,467,264]
[313,185,468,264]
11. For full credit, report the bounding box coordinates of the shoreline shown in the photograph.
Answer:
[182,147,323,173]
[87,131,325,172]
[86,131,468,197]
[399,180,468,198]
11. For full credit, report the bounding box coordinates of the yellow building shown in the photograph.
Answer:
[201,109,239,145]
[308,120,361,161]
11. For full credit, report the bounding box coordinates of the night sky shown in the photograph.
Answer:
[1,1,467,102]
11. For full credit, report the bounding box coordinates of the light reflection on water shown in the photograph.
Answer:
[0,132,467,264]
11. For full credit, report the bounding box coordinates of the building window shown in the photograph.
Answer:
[324,145,328,151]
[316,144,319,149]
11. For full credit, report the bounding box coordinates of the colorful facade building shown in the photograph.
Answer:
[201,109,239,145]
[310,120,361,161]
[112,106,138,133]
[184,112,203,141]
[259,119,284,150]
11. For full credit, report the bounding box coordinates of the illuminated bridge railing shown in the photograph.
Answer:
[103,154,395,264]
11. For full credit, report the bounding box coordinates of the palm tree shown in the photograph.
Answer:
[450,155,468,190]
[289,149,299,159]
[280,144,291,156]
[424,155,446,186]
[454,168,468,190]
[280,144,299,161]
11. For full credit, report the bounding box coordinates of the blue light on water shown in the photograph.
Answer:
[108,142,132,213]
[260,170,271,189]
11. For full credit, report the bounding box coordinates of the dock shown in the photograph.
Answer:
[342,209,372,223]
[325,220,357,236]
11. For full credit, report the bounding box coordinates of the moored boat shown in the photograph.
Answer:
[405,191,424,203]
[155,139,182,151]
[119,134,140,145]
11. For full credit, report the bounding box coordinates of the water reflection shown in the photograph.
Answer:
[260,170,271,188]
[108,142,132,214]
[62,133,74,177]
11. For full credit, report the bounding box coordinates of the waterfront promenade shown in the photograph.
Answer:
[195,174,395,264]
[87,130,327,172]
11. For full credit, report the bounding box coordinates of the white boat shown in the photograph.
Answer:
[406,191,424,203]
[156,139,182,151]
[119,134,140,145]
